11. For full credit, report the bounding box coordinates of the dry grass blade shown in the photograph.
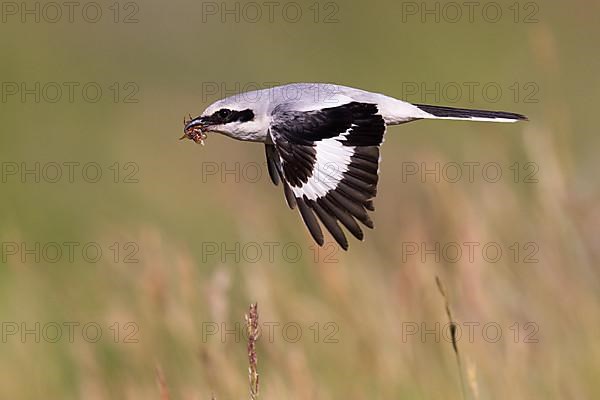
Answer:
[245,302,260,400]
[435,276,467,400]
[155,363,170,400]
[466,357,480,400]
[435,277,459,358]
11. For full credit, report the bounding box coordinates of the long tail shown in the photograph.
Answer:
[415,103,528,123]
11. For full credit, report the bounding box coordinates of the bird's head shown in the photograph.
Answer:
[182,96,268,144]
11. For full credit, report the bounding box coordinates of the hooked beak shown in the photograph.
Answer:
[180,116,209,144]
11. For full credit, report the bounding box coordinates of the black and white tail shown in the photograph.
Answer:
[415,104,528,123]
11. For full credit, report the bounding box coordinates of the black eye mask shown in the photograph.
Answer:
[208,108,255,125]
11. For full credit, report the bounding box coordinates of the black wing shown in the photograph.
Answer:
[265,102,385,250]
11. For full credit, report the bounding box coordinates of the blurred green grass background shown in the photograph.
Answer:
[1,0,599,398]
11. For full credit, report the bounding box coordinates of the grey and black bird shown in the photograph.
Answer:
[182,83,527,250]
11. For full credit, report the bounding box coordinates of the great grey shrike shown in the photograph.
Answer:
[182,83,527,250]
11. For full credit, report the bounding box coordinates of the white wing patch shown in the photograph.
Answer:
[290,134,355,200]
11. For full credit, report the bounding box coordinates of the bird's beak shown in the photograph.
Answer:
[183,116,207,133]
[181,116,209,144]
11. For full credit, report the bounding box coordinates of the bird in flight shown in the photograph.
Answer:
[182,83,527,250]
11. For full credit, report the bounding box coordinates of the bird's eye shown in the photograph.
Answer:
[217,109,232,118]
